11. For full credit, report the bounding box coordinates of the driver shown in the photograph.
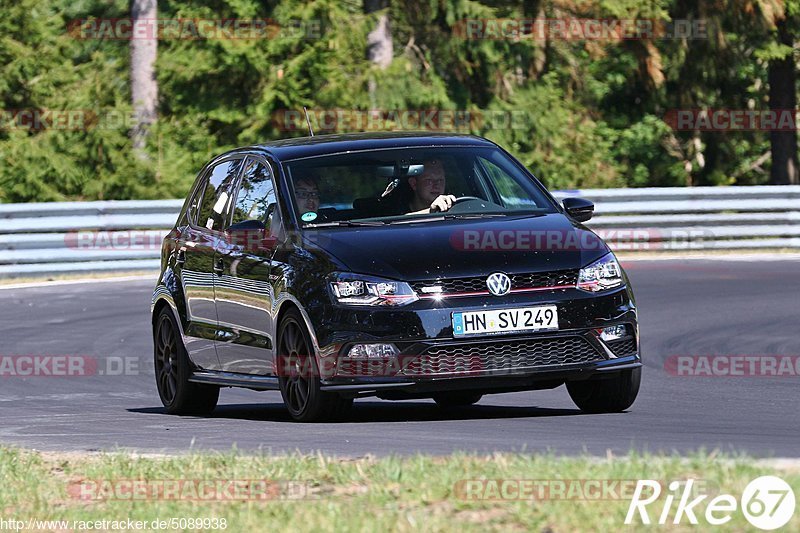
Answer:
[406,159,457,214]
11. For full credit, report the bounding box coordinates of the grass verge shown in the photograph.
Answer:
[0,447,798,531]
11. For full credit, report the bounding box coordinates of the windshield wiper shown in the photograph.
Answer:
[441,213,508,220]
[379,212,547,225]
[307,220,387,227]
[498,212,548,219]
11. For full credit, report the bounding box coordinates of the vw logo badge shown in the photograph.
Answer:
[486,272,511,296]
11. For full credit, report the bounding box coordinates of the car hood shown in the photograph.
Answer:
[303,214,610,281]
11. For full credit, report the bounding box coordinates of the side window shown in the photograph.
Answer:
[196,159,243,231]
[478,157,540,209]
[231,158,277,227]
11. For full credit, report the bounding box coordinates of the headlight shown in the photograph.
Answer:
[577,253,623,292]
[329,273,419,306]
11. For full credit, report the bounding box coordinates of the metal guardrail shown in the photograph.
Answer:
[1,186,799,278]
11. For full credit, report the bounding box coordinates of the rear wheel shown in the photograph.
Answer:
[566,367,641,413]
[277,309,352,422]
[153,307,219,415]
[433,392,483,407]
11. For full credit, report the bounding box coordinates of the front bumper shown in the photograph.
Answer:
[307,285,639,397]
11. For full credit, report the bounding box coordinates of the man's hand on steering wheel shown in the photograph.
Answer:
[429,195,458,213]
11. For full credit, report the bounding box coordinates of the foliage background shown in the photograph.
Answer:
[0,0,798,202]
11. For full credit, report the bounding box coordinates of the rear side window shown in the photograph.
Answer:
[195,159,243,231]
[231,158,277,227]
[186,185,203,225]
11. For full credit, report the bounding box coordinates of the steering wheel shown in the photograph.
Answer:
[453,196,483,204]
[431,196,480,213]
[433,196,498,214]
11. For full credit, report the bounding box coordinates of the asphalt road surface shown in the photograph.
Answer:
[1,257,798,456]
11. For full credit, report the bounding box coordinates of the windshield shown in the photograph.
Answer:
[283,146,558,227]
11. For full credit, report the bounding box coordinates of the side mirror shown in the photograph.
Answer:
[562,197,594,222]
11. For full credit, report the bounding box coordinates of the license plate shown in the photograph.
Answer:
[452,306,559,336]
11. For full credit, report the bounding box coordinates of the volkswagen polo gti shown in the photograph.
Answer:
[151,132,641,421]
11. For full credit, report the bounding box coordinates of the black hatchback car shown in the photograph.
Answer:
[151,132,641,421]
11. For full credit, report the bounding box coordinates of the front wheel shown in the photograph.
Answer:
[153,307,219,415]
[277,309,352,422]
[566,367,641,413]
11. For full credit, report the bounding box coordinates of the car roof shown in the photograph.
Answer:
[241,132,497,161]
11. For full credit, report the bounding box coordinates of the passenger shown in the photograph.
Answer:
[294,177,320,215]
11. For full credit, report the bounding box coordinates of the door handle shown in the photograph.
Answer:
[213,258,224,275]
[175,250,186,265]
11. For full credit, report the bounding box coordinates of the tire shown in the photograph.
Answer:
[153,307,219,415]
[433,392,483,407]
[277,309,352,422]
[566,367,641,413]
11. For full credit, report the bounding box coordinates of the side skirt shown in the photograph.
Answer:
[189,370,280,391]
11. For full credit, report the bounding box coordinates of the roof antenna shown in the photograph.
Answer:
[303,107,314,137]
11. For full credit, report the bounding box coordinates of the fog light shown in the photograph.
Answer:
[346,343,399,358]
[597,325,628,341]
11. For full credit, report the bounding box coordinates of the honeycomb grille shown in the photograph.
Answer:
[411,269,579,295]
[401,336,604,376]
[605,338,637,357]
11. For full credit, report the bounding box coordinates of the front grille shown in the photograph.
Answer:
[411,269,579,295]
[401,336,604,376]
[606,338,637,357]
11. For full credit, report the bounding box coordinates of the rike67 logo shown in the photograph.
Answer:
[626,476,795,530]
